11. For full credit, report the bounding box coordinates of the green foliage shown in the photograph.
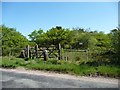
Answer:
[1,57,18,68]
[28,26,112,51]
[46,59,60,64]
[2,25,29,56]
[27,26,120,62]
[46,27,71,46]
[1,57,120,78]
[1,25,120,78]
[97,65,120,77]
[28,29,44,43]
[1,25,119,62]
[111,28,120,60]
[1,57,29,68]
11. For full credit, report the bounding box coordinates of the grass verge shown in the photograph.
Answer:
[1,56,120,78]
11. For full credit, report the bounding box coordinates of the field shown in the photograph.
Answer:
[62,50,87,62]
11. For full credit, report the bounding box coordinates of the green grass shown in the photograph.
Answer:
[62,51,87,62]
[0,56,29,68]
[1,56,120,78]
[97,65,120,77]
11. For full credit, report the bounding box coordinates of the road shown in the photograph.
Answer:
[0,68,119,88]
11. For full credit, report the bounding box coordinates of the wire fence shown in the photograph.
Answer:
[62,49,88,62]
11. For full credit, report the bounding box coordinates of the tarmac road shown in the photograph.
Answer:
[0,68,119,88]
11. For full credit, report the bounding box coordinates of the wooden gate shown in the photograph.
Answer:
[20,44,62,60]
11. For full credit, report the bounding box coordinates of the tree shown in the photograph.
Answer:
[111,28,120,60]
[28,29,44,42]
[44,26,71,47]
[2,25,29,56]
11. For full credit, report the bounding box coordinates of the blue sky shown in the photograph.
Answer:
[2,2,118,38]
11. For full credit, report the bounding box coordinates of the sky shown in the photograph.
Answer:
[2,2,118,38]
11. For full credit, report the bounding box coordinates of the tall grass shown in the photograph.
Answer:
[1,56,120,78]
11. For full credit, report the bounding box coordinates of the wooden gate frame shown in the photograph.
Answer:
[24,44,61,60]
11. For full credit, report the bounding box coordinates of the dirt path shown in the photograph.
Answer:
[0,68,118,85]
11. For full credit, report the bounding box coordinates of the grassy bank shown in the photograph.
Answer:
[1,56,120,78]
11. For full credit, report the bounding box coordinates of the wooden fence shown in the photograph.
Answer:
[19,44,62,60]
[19,44,89,61]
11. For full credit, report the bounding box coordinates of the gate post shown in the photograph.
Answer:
[58,43,61,60]
[26,45,29,59]
[35,44,38,58]
[43,49,48,61]
[85,49,88,63]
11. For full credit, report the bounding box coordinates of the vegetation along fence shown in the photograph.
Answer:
[3,43,114,63]
[18,43,90,62]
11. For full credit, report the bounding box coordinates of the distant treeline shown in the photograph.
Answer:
[1,25,120,61]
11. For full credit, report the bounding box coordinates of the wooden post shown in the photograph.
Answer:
[43,49,48,61]
[26,45,29,58]
[58,43,61,60]
[86,49,88,63]
[65,56,68,61]
[20,50,25,58]
[35,44,38,58]
[29,49,32,59]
